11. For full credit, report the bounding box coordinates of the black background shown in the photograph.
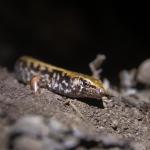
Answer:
[0,1,150,83]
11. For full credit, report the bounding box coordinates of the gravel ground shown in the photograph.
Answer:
[0,64,150,150]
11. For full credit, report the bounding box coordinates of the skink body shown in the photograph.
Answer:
[15,56,106,99]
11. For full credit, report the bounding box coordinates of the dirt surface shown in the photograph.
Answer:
[0,66,150,150]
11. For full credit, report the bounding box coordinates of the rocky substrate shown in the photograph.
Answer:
[0,61,150,150]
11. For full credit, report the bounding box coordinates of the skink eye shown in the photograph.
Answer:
[83,80,90,87]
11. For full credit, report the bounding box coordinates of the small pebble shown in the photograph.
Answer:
[119,69,136,88]
[111,120,119,130]
[48,118,68,133]
[63,137,79,149]
[13,136,43,150]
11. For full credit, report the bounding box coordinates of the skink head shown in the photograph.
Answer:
[71,76,106,99]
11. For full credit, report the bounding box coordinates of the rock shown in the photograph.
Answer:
[7,115,49,149]
[137,59,150,85]
[119,69,136,88]
[12,136,43,150]
[9,115,49,138]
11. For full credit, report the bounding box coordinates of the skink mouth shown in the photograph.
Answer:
[82,87,107,99]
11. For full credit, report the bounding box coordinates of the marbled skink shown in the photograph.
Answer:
[15,56,106,99]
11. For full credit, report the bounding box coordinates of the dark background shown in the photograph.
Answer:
[0,1,149,82]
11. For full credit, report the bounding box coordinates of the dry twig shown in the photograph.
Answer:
[89,54,106,79]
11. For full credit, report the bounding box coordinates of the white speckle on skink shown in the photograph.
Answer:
[62,80,68,87]
[56,74,60,81]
